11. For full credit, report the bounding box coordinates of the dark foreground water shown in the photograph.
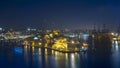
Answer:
[0,41,120,68]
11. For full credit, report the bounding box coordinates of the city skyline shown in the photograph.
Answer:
[1,1,120,68]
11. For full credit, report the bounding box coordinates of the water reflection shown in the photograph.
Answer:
[112,41,120,68]
[1,45,110,68]
[23,46,29,66]
[14,47,23,54]
[32,46,34,55]
[1,40,120,68]
[38,48,41,55]
[112,41,119,51]
[70,54,76,68]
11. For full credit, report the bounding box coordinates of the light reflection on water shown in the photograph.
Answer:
[70,54,76,68]
[0,40,120,68]
[112,41,120,68]
[23,45,29,66]
[22,46,83,68]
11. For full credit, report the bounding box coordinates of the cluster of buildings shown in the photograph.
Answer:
[0,25,120,52]
[0,28,90,52]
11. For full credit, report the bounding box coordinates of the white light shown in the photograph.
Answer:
[115,33,118,36]
[0,28,2,31]
[34,37,38,40]
[111,32,114,36]
[27,28,30,31]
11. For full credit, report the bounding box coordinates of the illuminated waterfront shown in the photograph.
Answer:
[1,0,120,68]
[0,40,120,68]
[0,28,120,68]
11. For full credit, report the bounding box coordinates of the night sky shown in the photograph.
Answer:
[0,0,120,30]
